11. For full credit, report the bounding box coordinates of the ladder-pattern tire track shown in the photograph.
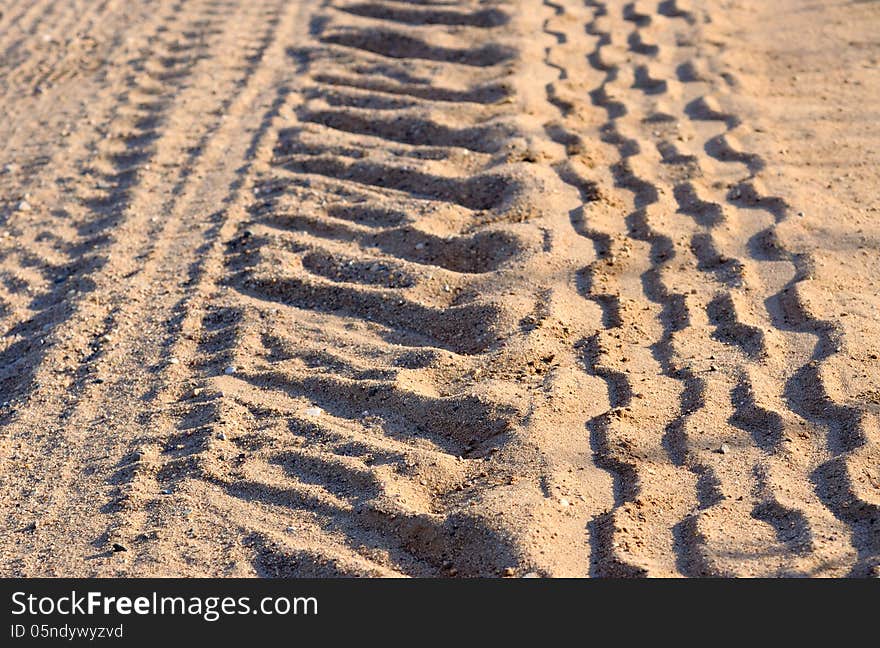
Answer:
[112,0,615,577]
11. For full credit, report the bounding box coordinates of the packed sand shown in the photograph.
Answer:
[0,0,877,577]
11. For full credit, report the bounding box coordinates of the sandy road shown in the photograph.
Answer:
[0,0,877,577]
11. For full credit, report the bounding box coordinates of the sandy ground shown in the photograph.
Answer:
[0,0,877,577]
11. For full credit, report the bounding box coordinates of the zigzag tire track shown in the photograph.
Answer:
[542,0,874,576]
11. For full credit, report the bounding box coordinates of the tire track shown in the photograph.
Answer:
[543,0,698,577]
[551,0,864,576]
[603,2,814,577]
[0,0,218,412]
[121,0,616,577]
[654,4,868,575]
[0,0,291,575]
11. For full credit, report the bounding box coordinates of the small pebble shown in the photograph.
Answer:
[17,200,31,212]
[719,443,731,455]
[111,543,127,553]
[502,567,515,577]
[168,357,179,365]
[522,572,540,579]
[224,365,236,375]
[304,406,323,417]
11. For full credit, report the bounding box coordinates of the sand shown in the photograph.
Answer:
[0,0,877,577]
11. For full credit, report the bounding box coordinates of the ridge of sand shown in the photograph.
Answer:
[0,0,877,576]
